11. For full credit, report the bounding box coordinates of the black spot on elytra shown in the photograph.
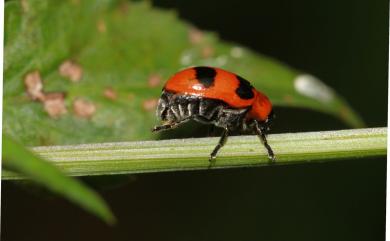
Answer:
[235,75,254,99]
[194,66,217,88]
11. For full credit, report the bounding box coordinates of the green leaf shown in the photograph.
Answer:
[2,134,116,224]
[4,0,363,147]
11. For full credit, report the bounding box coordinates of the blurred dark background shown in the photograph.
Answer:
[3,0,387,241]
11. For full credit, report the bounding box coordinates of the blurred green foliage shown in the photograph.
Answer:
[4,0,362,147]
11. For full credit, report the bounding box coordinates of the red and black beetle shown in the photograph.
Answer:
[152,66,275,162]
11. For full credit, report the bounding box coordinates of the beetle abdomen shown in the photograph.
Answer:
[157,91,248,129]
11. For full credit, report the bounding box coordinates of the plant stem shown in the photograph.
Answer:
[2,128,386,180]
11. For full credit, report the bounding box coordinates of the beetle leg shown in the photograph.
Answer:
[254,121,275,162]
[152,118,191,132]
[209,127,229,162]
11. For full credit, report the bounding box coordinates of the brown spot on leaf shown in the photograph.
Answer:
[73,98,96,119]
[142,98,158,112]
[43,92,67,118]
[24,70,45,101]
[201,46,214,58]
[103,87,117,100]
[59,60,83,82]
[97,19,107,33]
[188,27,204,44]
[148,74,162,88]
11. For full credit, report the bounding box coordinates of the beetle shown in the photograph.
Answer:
[152,66,275,162]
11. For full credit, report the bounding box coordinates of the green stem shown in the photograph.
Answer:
[3,128,387,180]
